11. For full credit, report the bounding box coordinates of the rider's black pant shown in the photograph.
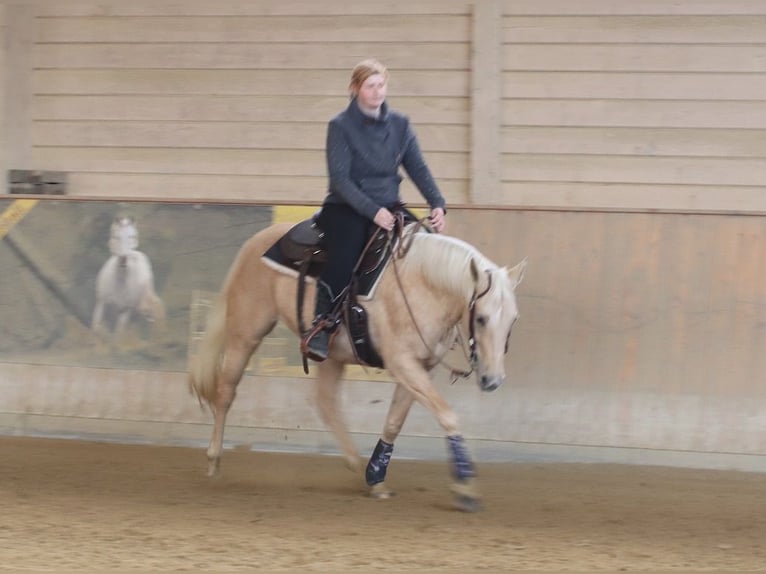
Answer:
[317,203,374,300]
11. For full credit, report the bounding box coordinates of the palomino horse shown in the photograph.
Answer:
[91,216,165,339]
[189,221,526,511]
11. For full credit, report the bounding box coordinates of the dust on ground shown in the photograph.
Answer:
[2,436,765,571]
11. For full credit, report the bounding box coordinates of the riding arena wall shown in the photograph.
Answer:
[2,0,766,471]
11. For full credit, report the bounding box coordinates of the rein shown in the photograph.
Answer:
[390,216,493,383]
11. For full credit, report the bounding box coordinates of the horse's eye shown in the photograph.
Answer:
[476,315,487,327]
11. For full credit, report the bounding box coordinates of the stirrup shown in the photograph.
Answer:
[300,321,330,362]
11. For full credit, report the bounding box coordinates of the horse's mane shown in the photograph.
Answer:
[400,232,502,298]
[109,216,139,257]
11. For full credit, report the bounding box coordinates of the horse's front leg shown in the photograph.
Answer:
[114,309,131,341]
[386,358,481,512]
[91,300,105,335]
[314,358,362,473]
[366,383,414,499]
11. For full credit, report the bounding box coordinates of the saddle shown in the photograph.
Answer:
[262,205,421,372]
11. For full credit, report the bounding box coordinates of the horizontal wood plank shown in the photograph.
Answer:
[32,121,469,153]
[503,45,766,72]
[31,121,328,151]
[58,173,469,204]
[32,147,468,179]
[501,154,766,187]
[35,0,471,17]
[32,95,469,125]
[32,70,469,97]
[502,126,766,158]
[17,0,766,216]
[503,16,766,43]
[504,72,766,101]
[498,181,766,212]
[36,15,470,43]
[34,43,470,70]
[502,0,766,16]
[503,100,766,129]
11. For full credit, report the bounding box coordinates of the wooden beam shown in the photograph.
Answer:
[470,0,501,204]
[3,2,35,180]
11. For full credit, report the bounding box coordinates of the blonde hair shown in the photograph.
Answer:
[349,59,388,94]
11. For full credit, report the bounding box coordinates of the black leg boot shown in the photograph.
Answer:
[306,282,334,361]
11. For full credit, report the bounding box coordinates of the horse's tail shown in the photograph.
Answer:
[188,294,227,408]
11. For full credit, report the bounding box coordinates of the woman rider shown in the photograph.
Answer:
[305,58,447,361]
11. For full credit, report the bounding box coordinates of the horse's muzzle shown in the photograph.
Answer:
[479,375,503,392]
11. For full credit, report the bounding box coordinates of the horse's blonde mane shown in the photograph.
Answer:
[401,232,499,298]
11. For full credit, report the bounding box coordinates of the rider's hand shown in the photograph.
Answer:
[374,207,395,231]
[429,207,446,233]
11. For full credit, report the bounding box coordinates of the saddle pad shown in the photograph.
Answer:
[261,236,390,300]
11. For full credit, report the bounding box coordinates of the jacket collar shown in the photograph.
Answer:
[348,97,389,124]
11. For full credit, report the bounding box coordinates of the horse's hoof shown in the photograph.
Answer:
[345,456,363,474]
[369,482,395,499]
[450,478,481,511]
[453,493,482,512]
[206,457,220,477]
[454,494,482,512]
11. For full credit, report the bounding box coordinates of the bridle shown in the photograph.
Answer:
[466,270,493,369]
[390,217,495,383]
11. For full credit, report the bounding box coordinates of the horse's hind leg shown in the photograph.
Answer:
[367,383,415,499]
[139,289,166,334]
[314,358,362,473]
[207,318,276,476]
[207,339,252,475]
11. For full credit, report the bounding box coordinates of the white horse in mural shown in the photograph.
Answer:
[91,215,165,339]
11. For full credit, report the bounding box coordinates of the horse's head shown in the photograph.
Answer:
[468,257,527,392]
[109,215,139,259]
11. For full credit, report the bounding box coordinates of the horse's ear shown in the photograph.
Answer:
[507,257,527,287]
[470,257,480,284]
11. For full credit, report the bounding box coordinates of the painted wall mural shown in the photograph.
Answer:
[0,198,293,373]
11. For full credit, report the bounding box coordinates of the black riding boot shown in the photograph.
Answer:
[306,282,334,361]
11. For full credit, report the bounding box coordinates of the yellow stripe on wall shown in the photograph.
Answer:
[272,205,320,225]
[0,199,39,240]
[272,204,428,225]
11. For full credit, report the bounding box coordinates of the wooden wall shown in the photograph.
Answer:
[9,0,474,204]
[500,1,766,211]
[2,0,766,466]
[2,0,765,212]
[3,205,766,469]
